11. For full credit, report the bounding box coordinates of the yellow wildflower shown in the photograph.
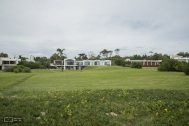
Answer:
[66,104,70,108]
[164,109,168,112]
[81,99,85,104]
[67,109,72,116]
[156,112,158,116]
[1,96,4,99]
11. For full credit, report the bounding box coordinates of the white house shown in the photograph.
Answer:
[0,55,35,70]
[64,59,111,70]
[0,57,21,70]
[50,60,64,68]
[170,54,189,63]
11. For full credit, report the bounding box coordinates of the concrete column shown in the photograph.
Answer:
[74,66,76,70]
[151,62,152,66]
[64,63,65,70]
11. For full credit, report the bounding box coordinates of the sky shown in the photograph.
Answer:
[0,0,189,58]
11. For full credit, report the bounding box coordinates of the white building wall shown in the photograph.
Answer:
[63,59,112,70]
[0,57,21,70]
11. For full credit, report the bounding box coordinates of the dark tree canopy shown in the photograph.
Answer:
[0,52,8,57]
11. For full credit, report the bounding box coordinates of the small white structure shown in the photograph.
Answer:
[26,55,35,62]
[170,54,189,63]
[50,60,64,68]
[0,57,21,70]
[64,59,111,70]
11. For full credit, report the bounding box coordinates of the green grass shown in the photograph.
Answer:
[1,66,189,91]
[0,66,189,125]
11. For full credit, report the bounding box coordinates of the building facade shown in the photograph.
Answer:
[125,59,162,67]
[0,57,21,70]
[0,55,35,70]
[170,54,189,63]
[64,59,111,70]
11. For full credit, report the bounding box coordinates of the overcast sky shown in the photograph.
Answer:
[0,0,189,58]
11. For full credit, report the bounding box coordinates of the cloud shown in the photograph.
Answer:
[0,0,189,58]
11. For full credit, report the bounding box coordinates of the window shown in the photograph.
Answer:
[67,62,74,65]
[10,61,16,64]
[3,61,9,64]
[84,61,90,66]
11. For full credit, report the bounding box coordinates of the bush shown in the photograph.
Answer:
[3,67,11,72]
[174,62,185,72]
[22,67,31,73]
[18,61,46,69]
[183,63,189,75]
[130,62,142,69]
[158,59,184,72]
[115,59,122,66]
[14,69,19,73]
[4,65,31,73]
[121,60,126,67]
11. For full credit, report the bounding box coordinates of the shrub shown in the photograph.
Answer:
[4,65,31,73]
[130,62,142,69]
[121,60,126,67]
[3,67,11,72]
[18,61,46,69]
[115,59,122,66]
[174,62,185,72]
[183,63,189,75]
[158,59,184,72]
[22,67,31,73]
[114,59,127,67]
[14,69,19,73]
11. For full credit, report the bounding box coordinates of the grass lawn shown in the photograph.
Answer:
[0,66,189,125]
[1,66,188,91]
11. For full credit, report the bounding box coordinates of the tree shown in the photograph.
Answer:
[177,52,189,57]
[108,51,113,58]
[88,51,96,60]
[78,53,88,60]
[19,55,27,61]
[114,49,120,56]
[34,57,50,68]
[57,48,66,72]
[100,49,108,59]
[0,52,8,57]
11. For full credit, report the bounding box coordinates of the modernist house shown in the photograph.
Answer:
[0,55,35,70]
[125,59,162,67]
[64,59,111,70]
[0,57,21,70]
[170,54,189,62]
[50,60,64,68]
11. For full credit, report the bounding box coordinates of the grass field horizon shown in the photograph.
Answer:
[1,66,189,91]
[1,66,189,125]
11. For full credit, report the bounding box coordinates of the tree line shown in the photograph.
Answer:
[1,50,189,71]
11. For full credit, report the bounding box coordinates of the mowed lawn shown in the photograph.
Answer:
[0,66,189,91]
